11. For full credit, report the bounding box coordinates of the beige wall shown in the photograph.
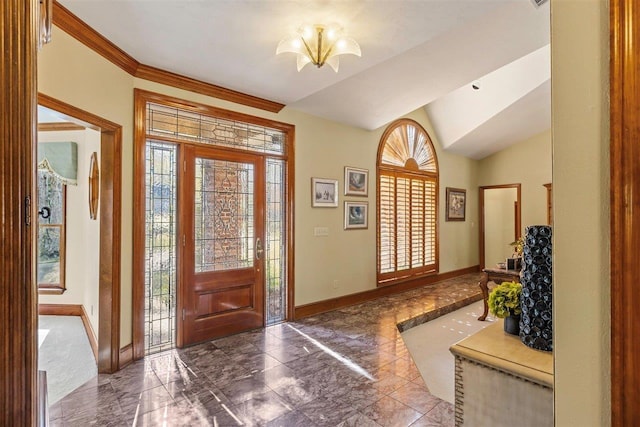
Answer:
[432,110,480,274]
[478,129,552,233]
[552,0,610,425]
[79,129,101,336]
[37,129,101,335]
[39,26,479,345]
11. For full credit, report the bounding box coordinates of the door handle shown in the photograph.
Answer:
[256,237,264,260]
[38,206,51,220]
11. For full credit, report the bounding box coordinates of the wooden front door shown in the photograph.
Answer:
[180,145,265,346]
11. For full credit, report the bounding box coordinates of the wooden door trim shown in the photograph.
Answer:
[37,93,122,373]
[287,127,296,321]
[611,0,640,424]
[132,92,147,360]
[543,183,552,225]
[0,0,38,423]
[133,89,295,359]
[478,184,522,270]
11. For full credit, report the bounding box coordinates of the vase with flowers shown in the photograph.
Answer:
[488,280,522,335]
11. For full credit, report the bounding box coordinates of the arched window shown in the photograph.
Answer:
[377,119,439,285]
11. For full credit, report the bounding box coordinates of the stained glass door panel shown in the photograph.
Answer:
[181,146,264,345]
[144,142,178,355]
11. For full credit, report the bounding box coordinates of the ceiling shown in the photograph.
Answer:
[58,0,550,159]
[38,105,67,123]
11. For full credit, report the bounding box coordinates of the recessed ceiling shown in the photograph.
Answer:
[58,0,550,159]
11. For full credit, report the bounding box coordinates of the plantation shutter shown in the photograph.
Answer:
[377,120,438,285]
[379,174,396,273]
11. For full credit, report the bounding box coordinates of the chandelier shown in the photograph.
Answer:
[276,24,361,72]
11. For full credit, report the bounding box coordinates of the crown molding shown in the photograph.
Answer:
[38,122,86,132]
[52,1,139,74]
[135,64,285,113]
[51,1,285,113]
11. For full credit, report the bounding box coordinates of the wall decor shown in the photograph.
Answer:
[344,166,368,196]
[446,187,466,221]
[344,201,368,229]
[89,152,99,220]
[311,177,338,207]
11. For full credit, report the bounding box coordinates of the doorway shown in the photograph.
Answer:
[36,108,100,403]
[479,184,521,269]
[133,89,294,358]
[37,94,122,373]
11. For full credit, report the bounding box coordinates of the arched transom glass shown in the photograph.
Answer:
[380,122,437,173]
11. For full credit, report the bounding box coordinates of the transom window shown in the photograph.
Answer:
[146,102,286,156]
[377,119,438,285]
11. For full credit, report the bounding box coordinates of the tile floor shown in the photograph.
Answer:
[49,273,482,426]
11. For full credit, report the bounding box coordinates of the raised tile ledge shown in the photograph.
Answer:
[396,293,484,333]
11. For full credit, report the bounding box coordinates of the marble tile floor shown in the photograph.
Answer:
[49,273,483,427]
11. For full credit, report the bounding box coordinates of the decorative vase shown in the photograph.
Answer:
[519,225,553,351]
[504,314,520,335]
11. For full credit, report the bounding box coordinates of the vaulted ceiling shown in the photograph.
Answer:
[58,0,550,159]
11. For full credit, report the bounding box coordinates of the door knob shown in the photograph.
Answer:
[38,206,51,220]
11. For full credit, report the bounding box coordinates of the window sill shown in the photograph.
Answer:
[377,269,438,287]
[38,286,66,295]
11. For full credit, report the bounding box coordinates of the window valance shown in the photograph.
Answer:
[37,141,78,185]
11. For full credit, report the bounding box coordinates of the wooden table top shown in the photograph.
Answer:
[482,267,521,275]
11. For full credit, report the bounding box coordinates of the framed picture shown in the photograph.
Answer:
[446,187,466,221]
[344,201,368,229]
[311,177,338,207]
[344,166,368,196]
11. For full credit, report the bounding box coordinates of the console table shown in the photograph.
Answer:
[478,268,521,321]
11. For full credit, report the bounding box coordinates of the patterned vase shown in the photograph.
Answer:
[519,225,553,351]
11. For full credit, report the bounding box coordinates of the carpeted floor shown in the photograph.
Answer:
[401,300,496,403]
[38,315,98,405]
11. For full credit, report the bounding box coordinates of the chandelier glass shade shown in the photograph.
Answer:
[276,24,361,72]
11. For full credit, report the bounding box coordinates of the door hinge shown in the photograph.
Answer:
[25,196,31,226]
[183,234,186,246]
[184,160,186,173]
[182,308,186,321]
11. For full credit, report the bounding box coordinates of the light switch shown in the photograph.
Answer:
[314,227,329,237]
